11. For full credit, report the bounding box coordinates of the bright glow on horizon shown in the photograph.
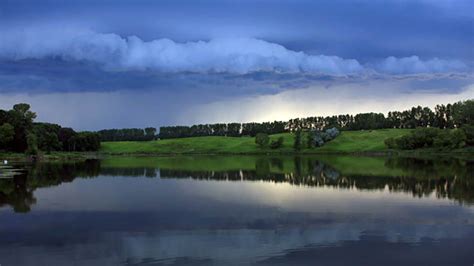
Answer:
[1,82,472,130]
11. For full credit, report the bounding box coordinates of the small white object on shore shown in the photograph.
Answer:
[3,160,7,165]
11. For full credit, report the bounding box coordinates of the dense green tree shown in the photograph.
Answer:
[8,103,36,152]
[349,113,386,130]
[255,133,270,148]
[211,123,227,136]
[461,124,474,146]
[33,123,62,153]
[0,123,14,148]
[43,132,61,154]
[160,121,286,139]
[58,127,77,151]
[144,127,157,140]
[98,128,155,141]
[71,132,101,151]
[227,123,242,137]
[0,104,101,153]
[0,110,9,125]
[26,133,39,155]
[452,100,474,126]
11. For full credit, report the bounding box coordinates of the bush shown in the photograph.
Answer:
[322,132,332,142]
[451,129,468,148]
[255,133,270,148]
[0,123,14,148]
[434,129,466,149]
[312,132,326,147]
[326,127,340,139]
[410,127,440,148]
[461,124,474,146]
[395,135,416,150]
[384,137,397,149]
[310,127,340,147]
[270,137,284,149]
[384,127,467,150]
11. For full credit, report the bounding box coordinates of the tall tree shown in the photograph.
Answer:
[8,103,37,152]
[144,127,157,140]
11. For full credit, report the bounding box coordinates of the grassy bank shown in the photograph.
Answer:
[4,129,471,160]
[100,129,411,155]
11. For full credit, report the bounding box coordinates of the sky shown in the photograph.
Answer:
[0,0,473,130]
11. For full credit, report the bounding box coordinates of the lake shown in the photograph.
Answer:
[1,155,474,265]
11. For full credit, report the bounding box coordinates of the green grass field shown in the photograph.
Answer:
[100,128,411,155]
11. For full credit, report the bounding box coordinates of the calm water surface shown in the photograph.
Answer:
[1,156,474,265]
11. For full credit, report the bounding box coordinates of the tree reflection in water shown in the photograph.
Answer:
[1,156,473,213]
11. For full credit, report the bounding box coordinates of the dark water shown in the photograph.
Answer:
[1,155,474,266]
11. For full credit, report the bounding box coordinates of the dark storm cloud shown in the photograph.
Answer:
[0,0,473,129]
[0,0,471,79]
[0,27,366,75]
[0,26,468,76]
[2,58,470,97]
[0,59,291,96]
[1,0,473,62]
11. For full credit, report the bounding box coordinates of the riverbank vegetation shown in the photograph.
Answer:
[1,99,473,158]
[0,104,100,157]
[385,126,474,150]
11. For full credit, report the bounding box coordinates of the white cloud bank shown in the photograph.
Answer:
[0,27,468,75]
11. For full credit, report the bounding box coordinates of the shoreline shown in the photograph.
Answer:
[1,149,473,162]
[98,150,474,160]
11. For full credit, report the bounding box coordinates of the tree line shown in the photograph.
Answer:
[159,121,286,139]
[98,128,157,141]
[287,100,473,131]
[158,100,474,139]
[0,104,100,154]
